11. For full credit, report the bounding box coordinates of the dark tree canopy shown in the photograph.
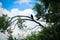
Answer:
[25,0,60,40]
[0,14,11,32]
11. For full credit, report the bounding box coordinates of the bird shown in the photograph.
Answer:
[37,17,40,20]
[31,14,34,20]
[37,16,42,20]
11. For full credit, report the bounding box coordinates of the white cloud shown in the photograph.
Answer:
[0,4,44,39]
[0,7,10,16]
[14,0,33,8]
[9,8,39,38]
[10,8,34,16]
[0,32,8,40]
[0,2,3,16]
[19,0,31,3]
[14,0,32,4]
[0,2,2,8]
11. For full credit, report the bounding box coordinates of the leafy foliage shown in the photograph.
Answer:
[16,17,25,29]
[8,35,13,40]
[0,14,11,31]
[25,0,60,40]
[34,0,60,24]
[26,26,60,40]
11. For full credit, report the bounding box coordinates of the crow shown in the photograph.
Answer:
[31,14,34,20]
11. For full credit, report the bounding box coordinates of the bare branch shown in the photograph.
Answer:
[10,15,45,28]
[21,19,44,28]
[11,15,31,20]
[33,20,44,28]
[9,15,31,24]
[22,19,46,28]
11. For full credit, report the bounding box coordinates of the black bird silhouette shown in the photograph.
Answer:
[37,17,40,20]
[37,16,41,20]
[31,14,34,20]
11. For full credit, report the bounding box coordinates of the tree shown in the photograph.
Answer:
[0,14,11,33]
[0,0,59,40]
[25,0,60,40]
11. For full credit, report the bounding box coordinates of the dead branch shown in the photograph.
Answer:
[10,15,45,28]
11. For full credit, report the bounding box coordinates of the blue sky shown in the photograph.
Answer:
[0,0,38,10]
